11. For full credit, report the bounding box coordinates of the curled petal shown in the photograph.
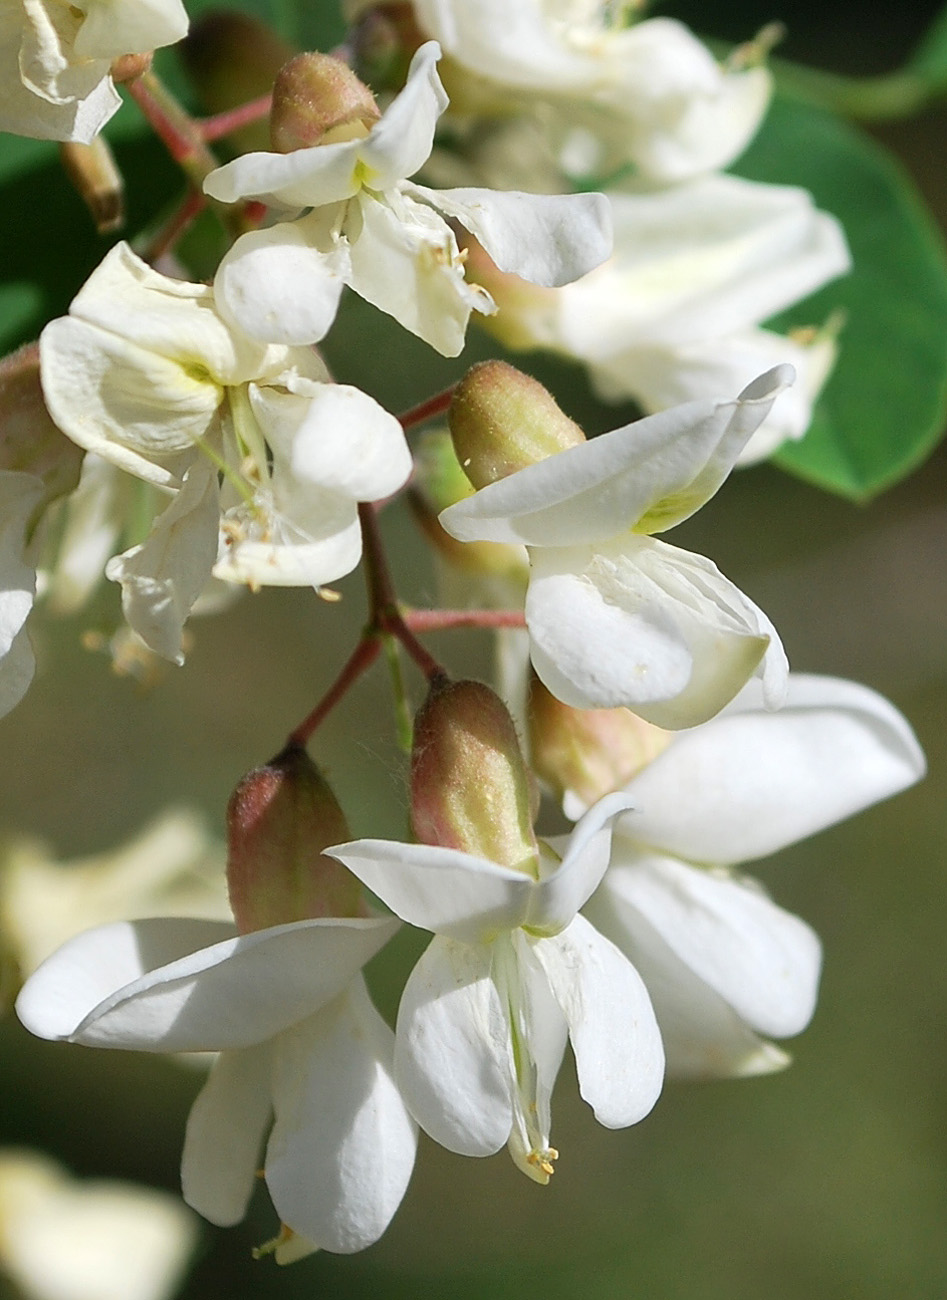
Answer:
[410,183,612,287]
[527,792,633,935]
[533,915,664,1127]
[602,852,821,1039]
[17,915,399,1052]
[439,368,791,547]
[181,1043,273,1225]
[526,535,782,728]
[624,673,925,862]
[106,455,219,664]
[357,41,447,189]
[395,936,512,1155]
[266,978,417,1253]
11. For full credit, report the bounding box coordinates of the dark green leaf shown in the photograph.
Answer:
[734,96,947,498]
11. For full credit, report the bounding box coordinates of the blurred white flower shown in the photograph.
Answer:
[0,470,44,720]
[408,2,771,182]
[0,1148,197,1300]
[440,368,792,729]
[204,42,613,357]
[581,675,926,1076]
[0,0,188,143]
[39,242,412,662]
[328,792,664,1182]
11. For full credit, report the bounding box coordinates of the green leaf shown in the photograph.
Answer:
[908,3,947,86]
[734,96,947,499]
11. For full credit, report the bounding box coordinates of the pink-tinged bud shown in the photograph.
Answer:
[227,744,363,934]
[412,678,540,877]
[270,53,380,152]
[180,13,295,153]
[0,345,82,511]
[529,676,672,808]
[410,429,529,580]
[449,361,586,490]
[60,139,124,233]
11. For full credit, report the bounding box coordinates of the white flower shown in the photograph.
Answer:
[0,1148,198,1300]
[16,913,417,1256]
[203,42,613,357]
[39,242,412,662]
[478,174,851,462]
[328,793,664,1182]
[408,2,771,182]
[580,675,926,1077]
[439,367,792,729]
[1,0,188,144]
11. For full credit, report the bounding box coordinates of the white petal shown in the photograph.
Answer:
[213,220,349,346]
[105,455,219,664]
[623,673,926,862]
[73,0,189,59]
[533,915,664,1127]
[16,917,238,1040]
[326,839,533,943]
[358,41,447,188]
[347,190,492,356]
[602,852,821,1038]
[438,368,791,546]
[204,144,366,210]
[409,183,612,287]
[0,471,43,713]
[526,535,780,728]
[584,885,788,1078]
[0,624,36,720]
[215,493,362,589]
[181,1043,273,1225]
[266,977,417,1253]
[395,936,512,1155]
[18,916,400,1051]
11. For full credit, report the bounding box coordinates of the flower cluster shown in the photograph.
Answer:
[0,0,932,1284]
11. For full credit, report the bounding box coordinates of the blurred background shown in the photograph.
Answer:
[1,1,946,1297]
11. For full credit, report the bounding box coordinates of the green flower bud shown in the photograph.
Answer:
[449,361,586,490]
[411,678,540,877]
[227,745,362,933]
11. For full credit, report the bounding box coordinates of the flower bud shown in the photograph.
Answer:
[270,53,380,153]
[411,677,540,876]
[410,428,529,580]
[0,345,83,513]
[227,745,362,933]
[110,51,152,84]
[60,139,124,234]
[528,676,672,811]
[449,361,586,490]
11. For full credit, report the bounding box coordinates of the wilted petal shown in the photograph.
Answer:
[181,1043,273,1225]
[395,936,512,1155]
[624,673,926,862]
[347,190,493,357]
[213,219,350,347]
[533,915,664,1126]
[18,915,399,1051]
[266,978,417,1253]
[584,884,789,1078]
[105,455,219,664]
[411,183,612,287]
[439,368,791,547]
[526,535,782,728]
[603,852,821,1038]
[326,839,533,943]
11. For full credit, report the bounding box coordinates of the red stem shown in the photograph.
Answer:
[403,608,526,632]
[140,188,207,263]
[397,384,457,431]
[287,637,382,749]
[200,95,273,142]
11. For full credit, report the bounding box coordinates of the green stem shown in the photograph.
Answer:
[770,58,935,120]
